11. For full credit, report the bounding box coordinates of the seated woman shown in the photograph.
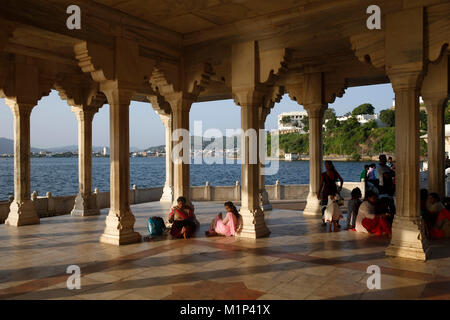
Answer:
[168,196,198,239]
[427,193,450,239]
[355,191,391,236]
[205,201,240,237]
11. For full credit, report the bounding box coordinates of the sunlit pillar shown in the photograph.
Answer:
[302,73,326,216]
[167,93,193,205]
[386,71,428,260]
[71,107,100,216]
[99,83,141,245]
[5,99,40,226]
[422,56,448,198]
[258,106,272,211]
[235,90,270,238]
[160,113,174,202]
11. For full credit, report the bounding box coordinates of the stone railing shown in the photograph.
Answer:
[0,181,364,223]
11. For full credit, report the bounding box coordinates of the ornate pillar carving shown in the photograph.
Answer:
[258,106,272,212]
[234,89,270,239]
[385,71,429,261]
[421,55,449,198]
[160,113,174,202]
[165,93,194,205]
[304,103,326,216]
[5,100,39,226]
[99,82,141,245]
[71,107,100,216]
[288,73,327,216]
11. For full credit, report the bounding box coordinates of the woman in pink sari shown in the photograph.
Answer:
[205,201,240,237]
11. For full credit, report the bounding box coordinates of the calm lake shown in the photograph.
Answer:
[0,157,372,200]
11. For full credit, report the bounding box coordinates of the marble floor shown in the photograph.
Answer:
[0,201,449,300]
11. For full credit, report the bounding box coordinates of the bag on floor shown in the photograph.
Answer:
[147,216,166,236]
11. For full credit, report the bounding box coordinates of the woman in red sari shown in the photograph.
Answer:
[355,191,391,236]
[168,196,198,239]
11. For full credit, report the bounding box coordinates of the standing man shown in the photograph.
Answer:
[378,154,394,196]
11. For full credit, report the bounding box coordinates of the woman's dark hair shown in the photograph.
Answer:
[429,192,441,202]
[176,196,187,205]
[351,187,362,198]
[365,190,377,199]
[325,160,336,172]
[420,189,429,201]
[224,201,240,220]
[364,165,370,170]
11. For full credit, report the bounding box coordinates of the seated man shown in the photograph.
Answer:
[168,196,199,239]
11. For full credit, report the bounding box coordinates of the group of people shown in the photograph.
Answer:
[360,155,396,196]
[318,158,394,235]
[166,196,240,239]
[157,154,449,241]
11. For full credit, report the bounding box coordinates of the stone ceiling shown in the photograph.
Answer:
[91,0,305,34]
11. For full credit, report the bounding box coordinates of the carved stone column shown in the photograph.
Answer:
[5,100,39,226]
[71,107,100,216]
[160,113,174,202]
[166,93,193,205]
[422,56,448,198]
[303,104,326,216]
[258,106,272,211]
[386,71,428,261]
[235,89,270,239]
[99,83,141,245]
[302,73,327,216]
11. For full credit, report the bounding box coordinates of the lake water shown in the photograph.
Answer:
[0,157,371,200]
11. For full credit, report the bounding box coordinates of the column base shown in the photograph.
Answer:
[237,207,270,239]
[160,185,174,202]
[5,200,40,226]
[71,193,100,217]
[385,216,429,261]
[99,209,141,245]
[260,189,272,211]
[303,193,322,216]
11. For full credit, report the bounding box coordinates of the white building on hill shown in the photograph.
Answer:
[276,111,308,134]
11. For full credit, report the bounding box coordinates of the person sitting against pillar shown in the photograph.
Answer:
[355,190,391,236]
[205,201,240,237]
[347,187,362,229]
[425,193,447,239]
[318,160,343,226]
[168,196,199,239]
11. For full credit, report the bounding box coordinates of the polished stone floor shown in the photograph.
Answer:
[0,201,449,300]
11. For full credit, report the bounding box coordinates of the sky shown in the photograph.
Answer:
[0,84,394,150]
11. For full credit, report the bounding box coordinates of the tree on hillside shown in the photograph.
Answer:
[420,110,427,132]
[280,116,291,124]
[380,109,395,127]
[301,116,309,132]
[324,108,336,120]
[325,116,340,131]
[352,103,375,116]
[445,101,450,124]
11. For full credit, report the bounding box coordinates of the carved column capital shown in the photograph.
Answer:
[4,99,34,118]
[388,70,423,92]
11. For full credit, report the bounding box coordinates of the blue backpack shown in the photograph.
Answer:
[147,216,165,236]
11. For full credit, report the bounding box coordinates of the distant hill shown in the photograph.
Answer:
[0,137,139,154]
[0,138,42,154]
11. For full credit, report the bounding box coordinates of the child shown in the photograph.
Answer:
[205,201,240,237]
[347,188,362,229]
[323,194,343,232]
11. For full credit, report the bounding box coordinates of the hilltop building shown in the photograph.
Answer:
[276,111,308,134]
